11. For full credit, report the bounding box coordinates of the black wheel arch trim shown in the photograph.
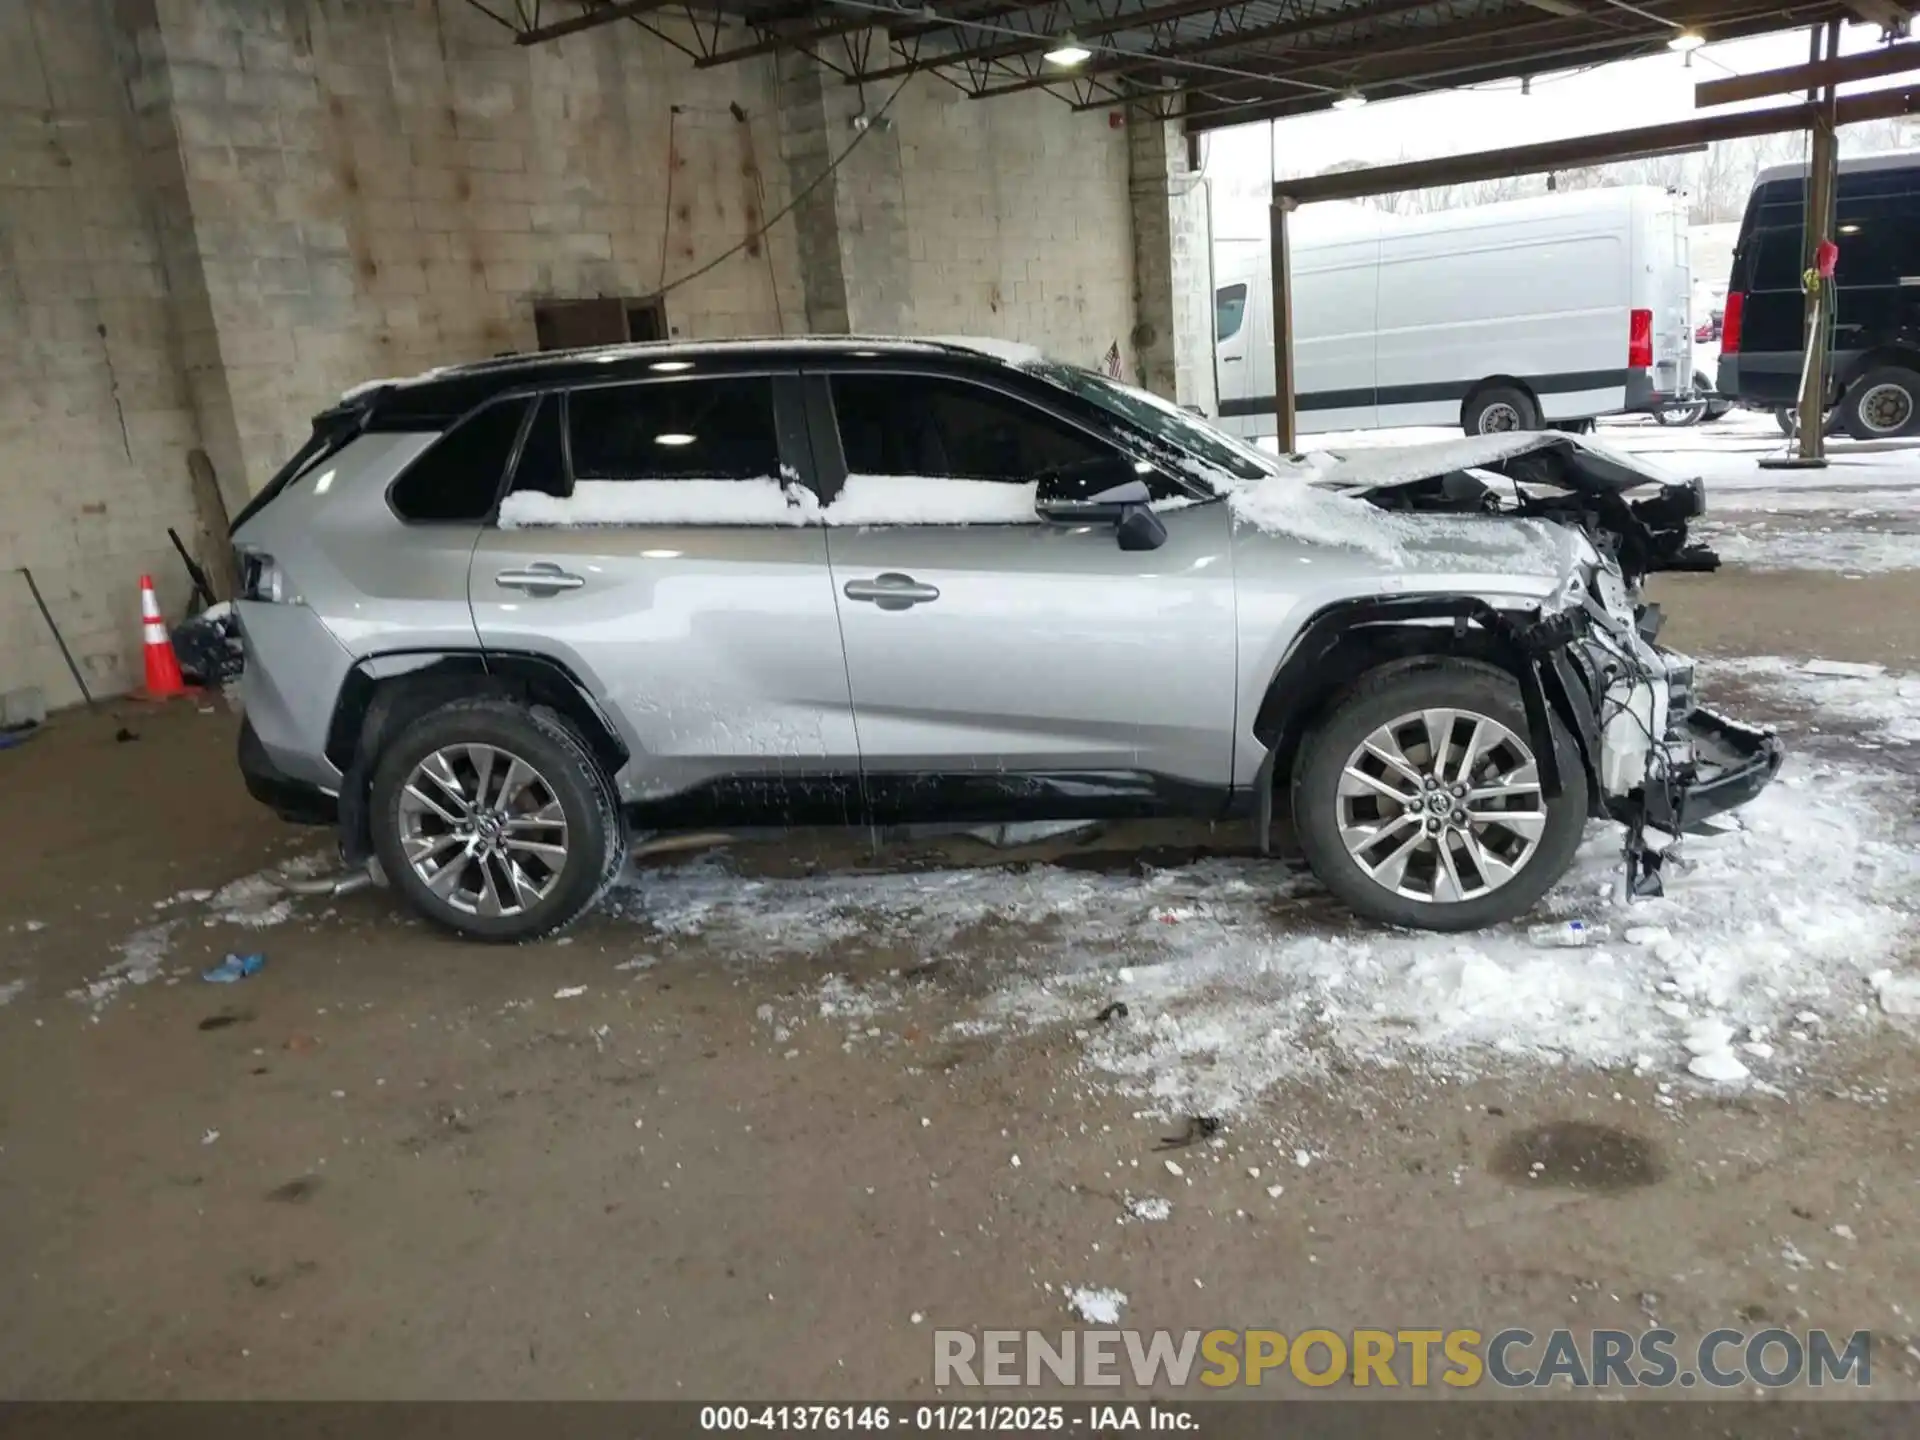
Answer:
[325,649,628,864]
[1252,595,1607,815]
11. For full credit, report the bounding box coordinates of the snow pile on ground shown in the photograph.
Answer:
[1714,656,1920,744]
[1027,758,1914,1110]
[1065,1287,1127,1324]
[610,756,1915,1111]
[206,851,333,928]
[1698,519,1920,573]
[82,852,332,1010]
[75,922,181,1009]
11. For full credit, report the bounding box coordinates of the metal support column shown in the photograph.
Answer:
[1270,197,1297,453]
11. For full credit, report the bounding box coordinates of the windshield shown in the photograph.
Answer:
[1031,362,1283,484]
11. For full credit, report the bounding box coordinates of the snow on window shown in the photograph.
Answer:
[499,478,819,528]
[829,474,1039,526]
[498,474,1045,528]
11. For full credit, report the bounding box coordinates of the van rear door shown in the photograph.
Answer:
[1643,193,1692,396]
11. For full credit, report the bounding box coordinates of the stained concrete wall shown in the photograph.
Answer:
[0,0,1187,706]
[1,0,206,706]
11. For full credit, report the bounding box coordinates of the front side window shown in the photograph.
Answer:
[390,399,529,523]
[826,372,1135,525]
[1033,362,1273,482]
[498,376,806,527]
[1216,283,1248,342]
[832,373,1112,483]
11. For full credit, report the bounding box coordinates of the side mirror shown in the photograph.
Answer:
[1035,474,1154,524]
[1116,504,1168,552]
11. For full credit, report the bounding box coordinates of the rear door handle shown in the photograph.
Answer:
[843,572,940,610]
[495,563,585,594]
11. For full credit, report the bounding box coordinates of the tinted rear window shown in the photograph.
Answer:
[389,399,529,522]
[568,377,779,482]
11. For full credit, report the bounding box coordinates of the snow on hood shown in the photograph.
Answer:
[1305,430,1683,494]
[1218,450,1580,577]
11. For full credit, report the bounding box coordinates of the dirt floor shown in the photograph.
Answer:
[3,563,1919,1401]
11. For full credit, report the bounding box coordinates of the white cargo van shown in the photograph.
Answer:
[1213,185,1693,438]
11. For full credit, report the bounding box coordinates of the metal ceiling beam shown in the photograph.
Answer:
[695,9,876,66]
[513,0,675,44]
[1271,82,1919,202]
[890,1,1061,40]
[856,0,1250,83]
[1109,4,1586,112]
[969,0,1446,99]
[1181,0,1842,126]
[1694,34,1920,104]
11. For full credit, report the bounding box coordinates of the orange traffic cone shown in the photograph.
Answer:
[137,574,190,701]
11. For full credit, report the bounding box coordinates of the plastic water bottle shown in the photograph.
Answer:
[1528,920,1612,949]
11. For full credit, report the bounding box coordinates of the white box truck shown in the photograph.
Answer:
[1213,185,1694,439]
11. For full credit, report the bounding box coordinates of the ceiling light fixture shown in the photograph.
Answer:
[649,360,693,372]
[1668,29,1705,51]
[1044,33,1092,66]
[654,433,696,446]
[1332,90,1367,110]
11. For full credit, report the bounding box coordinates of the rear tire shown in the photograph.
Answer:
[369,698,626,943]
[1840,365,1920,440]
[1463,385,1541,436]
[1292,664,1589,932]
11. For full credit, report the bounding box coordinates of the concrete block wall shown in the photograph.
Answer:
[1,0,207,706]
[146,0,808,494]
[893,81,1135,373]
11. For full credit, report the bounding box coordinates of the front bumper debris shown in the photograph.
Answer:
[1642,707,1785,834]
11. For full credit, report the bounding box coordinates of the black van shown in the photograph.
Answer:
[1717,152,1920,439]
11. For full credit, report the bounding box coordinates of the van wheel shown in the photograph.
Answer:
[1463,386,1540,435]
[1776,405,1844,438]
[369,699,627,943]
[1842,366,1920,439]
[1292,664,1588,932]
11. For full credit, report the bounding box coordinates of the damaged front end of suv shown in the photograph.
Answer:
[1314,432,1784,899]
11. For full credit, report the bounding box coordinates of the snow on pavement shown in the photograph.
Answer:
[611,659,1920,1113]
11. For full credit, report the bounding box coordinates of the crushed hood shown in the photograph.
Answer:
[1303,431,1686,500]
[1291,431,1714,582]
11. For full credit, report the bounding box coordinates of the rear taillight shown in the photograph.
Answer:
[1628,308,1653,370]
[1721,291,1744,355]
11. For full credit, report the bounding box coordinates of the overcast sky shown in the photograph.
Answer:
[1202,20,1909,189]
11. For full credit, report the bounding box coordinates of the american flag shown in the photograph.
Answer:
[1102,340,1122,379]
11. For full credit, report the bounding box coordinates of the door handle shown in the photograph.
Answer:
[1221,355,1243,363]
[495,563,585,594]
[843,572,940,611]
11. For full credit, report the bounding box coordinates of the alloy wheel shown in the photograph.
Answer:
[397,743,570,917]
[1335,707,1547,903]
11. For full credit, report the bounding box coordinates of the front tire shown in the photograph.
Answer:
[1292,664,1589,932]
[369,698,626,942]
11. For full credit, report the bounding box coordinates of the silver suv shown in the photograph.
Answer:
[231,338,1780,942]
